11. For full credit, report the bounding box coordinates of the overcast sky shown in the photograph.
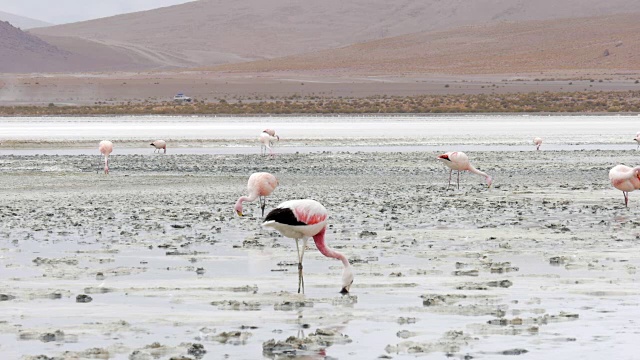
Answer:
[0,0,195,24]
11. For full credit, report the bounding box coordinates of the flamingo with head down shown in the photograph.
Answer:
[534,137,543,151]
[235,172,278,217]
[634,132,640,150]
[262,199,354,295]
[437,151,492,189]
[98,140,113,174]
[150,140,167,154]
[260,129,279,156]
[609,165,640,207]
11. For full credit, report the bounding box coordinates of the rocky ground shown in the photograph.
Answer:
[1,150,639,359]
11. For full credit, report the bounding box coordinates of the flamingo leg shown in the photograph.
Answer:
[300,238,307,294]
[624,191,629,207]
[260,196,266,217]
[295,239,305,294]
[447,169,452,186]
[457,170,460,190]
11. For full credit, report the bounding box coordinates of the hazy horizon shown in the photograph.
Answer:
[0,0,195,24]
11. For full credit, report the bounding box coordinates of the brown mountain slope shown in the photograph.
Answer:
[0,20,74,73]
[0,21,158,73]
[214,13,640,75]
[31,0,640,69]
[0,11,52,29]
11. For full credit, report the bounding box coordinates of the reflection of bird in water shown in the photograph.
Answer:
[262,199,354,294]
[98,140,113,174]
[609,164,640,207]
[234,172,278,217]
[436,151,492,189]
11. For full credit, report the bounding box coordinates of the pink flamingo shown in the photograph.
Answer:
[150,140,167,154]
[634,132,640,150]
[98,140,113,174]
[263,128,279,139]
[262,199,354,294]
[260,129,279,156]
[609,165,640,207]
[235,172,278,217]
[534,137,543,151]
[437,151,492,189]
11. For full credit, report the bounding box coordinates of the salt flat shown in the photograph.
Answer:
[1,144,639,359]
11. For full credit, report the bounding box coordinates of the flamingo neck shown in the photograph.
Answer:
[468,164,492,186]
[468,165,488,179]
[235,194,258,212]
[312,228,349,268]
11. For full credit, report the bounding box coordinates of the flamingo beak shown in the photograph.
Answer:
[236,210,243,217]
[340,286,350,294]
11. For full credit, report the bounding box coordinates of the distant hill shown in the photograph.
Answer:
[31,0,640,69]
[214,13,640,75]
[0,21,153,73]
[0,20,73,73]
[0,10,52,29]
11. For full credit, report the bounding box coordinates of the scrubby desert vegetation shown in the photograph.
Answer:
[2,91,640,116]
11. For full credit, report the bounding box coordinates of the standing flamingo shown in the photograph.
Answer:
[262,199,354,294]
[150,140,167,154]
[437,151,492,189]
[260,129,279,156]
[534,137,543,151]
[634,132,640,150]
[609,165,640,207]
[235,172,278,217]
[98,140,113,174]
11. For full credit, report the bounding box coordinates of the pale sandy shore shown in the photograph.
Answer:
[1,148,639,359]
[2,71,639,106]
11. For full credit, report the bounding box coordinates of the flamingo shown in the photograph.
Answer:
[262,199,354,294]
[98,140,113,174]
[436,151,492,189]
[235,172,278,217]
[609,165,640,207]
[260,129,279,156]
[263,129,280,144]
[150,140,167,154]
[534,137,543,151]
[634,132,640,150]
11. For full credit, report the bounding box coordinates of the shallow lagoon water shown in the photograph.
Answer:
[1,115,640,359]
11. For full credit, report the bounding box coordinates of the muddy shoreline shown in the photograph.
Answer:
[1,150,639,359]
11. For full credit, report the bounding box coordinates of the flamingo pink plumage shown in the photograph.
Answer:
[150,140,167,154]
[263,128,279,140]
[609,165,640,207]
[634,132,640,150]
[235,172,278,217]
[437,151,492,189]
[534,137,543,151]
[260,129,279,156]
[98,140,113,174]
[262,199,354,294]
